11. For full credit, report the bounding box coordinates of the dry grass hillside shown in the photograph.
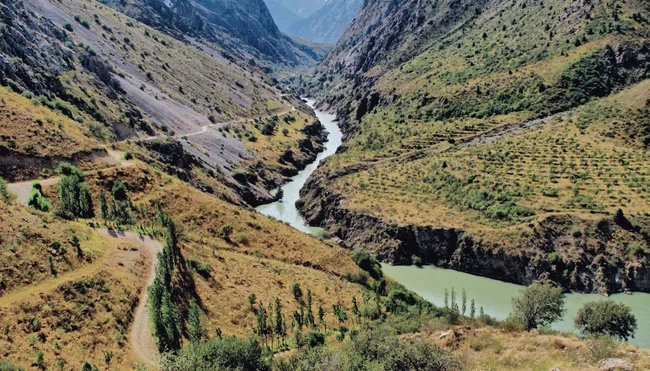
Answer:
[297,0,650,293]
[0,161,368,369]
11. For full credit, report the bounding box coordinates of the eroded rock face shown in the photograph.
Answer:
[297,169,650,295]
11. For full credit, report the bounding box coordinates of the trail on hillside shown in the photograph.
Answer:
[95,229,162,367]
[5,175,162,365]
[133,105,297,143]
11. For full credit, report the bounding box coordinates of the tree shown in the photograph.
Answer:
[70,234,82,258]
[273,297,286,345]
[111,181,127,200]
[291,282,303,304]
[98,190,108,221]
[512,281,565,331]
[248,293,257,310]
[188,299,205,344]
[318,305,326,331]
[450,287,458,313]
[470,299,476,319]
[56,164,93,219]
[352,297,361,324]
[444,289,449,309]
[574,301,637,341]
[306,290,315,327]
[461,289,467,316]
[255,302,269,346]
[351,249,382,279]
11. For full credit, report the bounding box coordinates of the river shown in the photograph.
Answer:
[256,100,342,235]
[256,101,650,349]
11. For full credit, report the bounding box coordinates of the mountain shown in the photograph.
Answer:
[98,0,323,68]
[298,0,650,294]
[269,0,329,18]
[286,0,362,44]
[263,0,304,32]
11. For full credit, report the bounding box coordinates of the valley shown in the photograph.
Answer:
[1,0,650,369]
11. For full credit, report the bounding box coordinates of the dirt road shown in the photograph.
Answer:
[95,229,162,367]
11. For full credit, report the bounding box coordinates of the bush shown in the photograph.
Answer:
[62,23,73,32]
[306,331,326,348]
[111,181,127,200]
[160,336,269,371]
[574,301,637,341]
[123,151,133,160]
[500,315,525,332]
[351,249,383,279]
[0,178,11,203]
[220,225,233,240]
[0,359,24,371]
[343,270,369,286]
[27,183,52,212]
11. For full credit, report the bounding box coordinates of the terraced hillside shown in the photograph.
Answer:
[298,0,650,294]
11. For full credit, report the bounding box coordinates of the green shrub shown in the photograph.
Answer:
[351,249,383,279]
[306,331,325,348]
[111,181,127,200]
[0,178,11,203]
[27,183,52,212]
[343,270,369,286]
[160,336,269,371]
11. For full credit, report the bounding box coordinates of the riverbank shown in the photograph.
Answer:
[256,100,343,235]
[382,264,650,349]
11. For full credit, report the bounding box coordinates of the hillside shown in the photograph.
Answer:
[0,0,329,203]
[297,0,650,294]
[2,0,650,369]
[286,0,363,44]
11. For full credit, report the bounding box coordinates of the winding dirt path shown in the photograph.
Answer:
[96,229,162,367]
[6,178,163,366]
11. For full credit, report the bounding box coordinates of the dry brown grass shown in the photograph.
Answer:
[426,327,650,371]
[0,87,100,157]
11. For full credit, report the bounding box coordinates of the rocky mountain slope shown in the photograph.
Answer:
[287,0,363,44]
[99,0,325,69]
[297,0,650,294]
[1,0,326,203]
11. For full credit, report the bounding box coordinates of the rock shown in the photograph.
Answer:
[438,330,452,339]
[599,358,635,371]
[550,368,561,371]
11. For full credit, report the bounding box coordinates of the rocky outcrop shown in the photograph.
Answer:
[298,169,650,295]
[0,146,110,181]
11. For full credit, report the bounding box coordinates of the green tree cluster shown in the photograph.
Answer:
[148,216,183,352]
[55,163,93,219]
